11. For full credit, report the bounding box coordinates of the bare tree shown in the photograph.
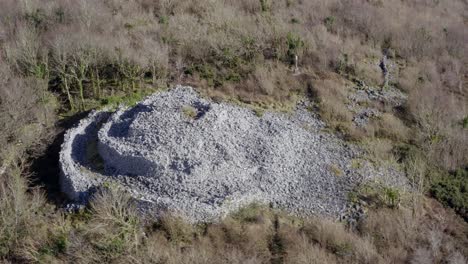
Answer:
[51,36,75,111]
[406,153,426,217]
[4,25,48,79]
[69,45,92,110]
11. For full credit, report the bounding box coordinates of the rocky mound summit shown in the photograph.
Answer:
[60,86,405,221]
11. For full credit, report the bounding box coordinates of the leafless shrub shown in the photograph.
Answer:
[410,247,434,264]
[312,77,353,125]
[3,24,48,78]
[302,217,381,263]
[157,213,196,244]
[448,251,468,264]
[282,232,337,264]
[301,25,342,71]
[397,64,420,92]
[0,160,60,261]
[84,186,142,260]
[242,63,300,101]
[370,113,410,142]
[226,0,262,14]
[0,67,56,158]
[140,38,169,86]
[406,70,468,169]
[0,0,467,262]
[361,138,398,167]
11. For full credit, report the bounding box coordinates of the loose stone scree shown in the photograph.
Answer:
[59,86,406,221]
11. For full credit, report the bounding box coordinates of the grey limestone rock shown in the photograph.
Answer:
[59,86,406,221]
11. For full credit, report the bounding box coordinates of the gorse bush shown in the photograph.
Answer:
[286,32,304,64]
[430,168,468,220]
[349,181,402,209]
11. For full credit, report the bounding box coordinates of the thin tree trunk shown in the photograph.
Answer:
[152,65,157,86]
[78,79,84,110]
[63,77,74,111]
[96,68,101,99]
[91,71,97,98]
[78,64,87,110]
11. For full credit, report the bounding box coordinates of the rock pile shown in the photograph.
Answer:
[60,86,405,221]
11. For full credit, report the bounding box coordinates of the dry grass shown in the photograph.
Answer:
[362,138,394,159]
[0,166,467,263]
[311,77,352,125]
[0,0,467,262]
[0,0,465,153]
[404,62,468,169]
[0,65,56,153]
[281,233,337,264]
[328,164,344,177]
[181,105,197,119]
[0,160,68,263]
[359,202,468,263]
[370,113,410,142]
[302,217,381,263]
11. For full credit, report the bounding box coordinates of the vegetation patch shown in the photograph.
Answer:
[0,0,467,262]
[181,105,197,119]
[430,168,468,221]
[328,164,344,177]
[349,181,403,209]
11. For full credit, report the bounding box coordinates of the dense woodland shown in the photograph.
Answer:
[0,0,467,263]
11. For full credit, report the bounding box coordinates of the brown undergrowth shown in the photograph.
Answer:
[0,0,467,262]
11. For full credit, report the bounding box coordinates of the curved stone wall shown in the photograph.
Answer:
[59,86,407,221]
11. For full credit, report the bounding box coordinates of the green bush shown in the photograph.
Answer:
[462,116,468,128]
[260,0,270,12]
[430,168,468,220]
[351,181,402,209]
[100,91,149,109]
[290,18,300,24]
[324,16,336,31]
[286,32,304,64]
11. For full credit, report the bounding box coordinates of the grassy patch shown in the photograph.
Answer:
[360,138,400,167]
[350,181,403,209]
[328,164,344,176]
[181,105,197,119]
[99,91,152,110]
[351,158,365,169]
[230,203,272,223]
[461,116,468,129]
[430,168,468,220]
